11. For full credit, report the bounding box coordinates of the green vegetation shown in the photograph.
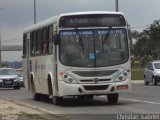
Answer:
[131,61,144,80]
[130,20,160,80]
[132,20,160,62]
[6,106,15,110]
[19,112,47,120]
[131,68,144,80]
[131,19,160,81]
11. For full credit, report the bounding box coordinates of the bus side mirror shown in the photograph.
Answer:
[53,34,60,45]
[127,24,133,50]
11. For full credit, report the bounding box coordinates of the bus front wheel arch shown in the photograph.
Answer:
[47,75,63,105]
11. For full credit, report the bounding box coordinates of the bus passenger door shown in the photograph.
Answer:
[23,33,31,90]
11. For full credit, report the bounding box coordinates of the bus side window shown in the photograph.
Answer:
[48,25,53,54]
[46,27,49,54]
[23,34,27,58]
[30,32,34,56]
[32,31,36,56]
[37,29,42,55]
[42,27,47,55]
[35,31,38,56]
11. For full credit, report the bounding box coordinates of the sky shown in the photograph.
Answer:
[0,0,160,61]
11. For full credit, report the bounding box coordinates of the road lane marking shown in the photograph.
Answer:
[120,98,160,105]
[100,96,160,105]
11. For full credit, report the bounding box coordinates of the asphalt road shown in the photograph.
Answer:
[0,82,160,120]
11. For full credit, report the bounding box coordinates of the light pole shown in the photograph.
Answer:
[115,0,119,12]
[0,31,1,64]
[34,0,36,24]
[0,8,2,64]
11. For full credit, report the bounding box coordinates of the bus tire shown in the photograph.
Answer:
[107,93,119,104]
[31,77,39,101]
[52,96,63,105]
[48,76,63,105]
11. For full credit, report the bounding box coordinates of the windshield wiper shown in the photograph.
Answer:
[75,28,84,54]
[102,27,112,53]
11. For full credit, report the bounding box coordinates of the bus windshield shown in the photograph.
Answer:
[59,28,129,67]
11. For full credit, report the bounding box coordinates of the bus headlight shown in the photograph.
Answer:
[113,70,128,82]
[63,74,78,84]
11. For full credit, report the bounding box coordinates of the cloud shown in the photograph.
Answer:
[36,0,115,21]
[1,0,160,61]
[117,0,160,29]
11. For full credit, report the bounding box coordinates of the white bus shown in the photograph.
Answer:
[23,11,131,105]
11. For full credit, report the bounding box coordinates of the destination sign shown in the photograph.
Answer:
[59,14,126,28]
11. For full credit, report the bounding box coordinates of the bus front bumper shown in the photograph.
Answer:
[58,79,131,96]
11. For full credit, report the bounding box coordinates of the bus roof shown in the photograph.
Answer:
[24,15,58,33]
[24,11,125,34]
[60,11,125,16]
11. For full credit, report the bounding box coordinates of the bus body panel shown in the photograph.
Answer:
[29,55,54,95]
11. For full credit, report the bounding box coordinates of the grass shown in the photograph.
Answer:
[131,68,144,80]
[19,111,46,120]
[7,106,15,110]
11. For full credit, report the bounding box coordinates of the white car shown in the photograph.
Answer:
[0,68,21,89]
[144,61,160,85]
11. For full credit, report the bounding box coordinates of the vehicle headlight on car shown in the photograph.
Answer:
[14,77,20,82]
[59,72,78,84]
[154,72,160,77]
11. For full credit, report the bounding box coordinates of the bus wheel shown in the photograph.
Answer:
[31,79,39,101]
[52,96,63,105]
[33,93,40,101]
[107,93,119,104]
[48,77,63,105]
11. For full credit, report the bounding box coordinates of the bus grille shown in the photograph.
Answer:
[80,79,111,83]
[73,70,118,77]
[83,85,108,91]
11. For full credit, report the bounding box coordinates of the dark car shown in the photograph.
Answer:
[0,68,21,89]
[17,71,24,87]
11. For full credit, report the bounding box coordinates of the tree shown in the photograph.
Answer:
[132,20,160,67]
